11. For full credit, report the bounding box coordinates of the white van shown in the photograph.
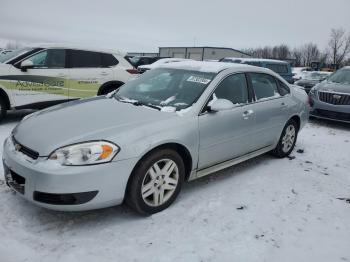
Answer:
[0,45,137,120]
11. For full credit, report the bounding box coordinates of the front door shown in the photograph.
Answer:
[198,73,255,169]
[9,49,69,107]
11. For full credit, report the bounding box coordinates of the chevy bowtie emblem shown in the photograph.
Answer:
[333,94,342,100]
[15,144,21,151]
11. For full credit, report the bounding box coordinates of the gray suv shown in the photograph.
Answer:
[309,67,350,123]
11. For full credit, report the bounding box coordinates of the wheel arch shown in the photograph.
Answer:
[0,87,11,110]
[289,114,301,131]
[124,142,193,197]
[97,81,125,95]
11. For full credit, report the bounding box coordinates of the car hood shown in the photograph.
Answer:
[314,81,350,94]
[13,96,176,156]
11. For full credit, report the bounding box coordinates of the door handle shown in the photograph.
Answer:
[281,102,288,109]
[242,109,254,119]
[100,72,109,76]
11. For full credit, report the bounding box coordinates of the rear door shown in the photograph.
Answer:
[67,50,117,99]
[198,73,256,169]
[246,73,288,149]
[8,48,69,107]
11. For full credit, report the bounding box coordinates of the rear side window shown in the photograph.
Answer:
[69,50,102,68]
[101,53,118,67]
[244,61,262,67]
[250,73,281,101]
[277,79,290,96]
[266,63,288,74]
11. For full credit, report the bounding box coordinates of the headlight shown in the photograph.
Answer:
[48,141,120,166]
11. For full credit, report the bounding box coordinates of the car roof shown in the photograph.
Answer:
[224,57,289,64]
[156,58,190,63]
[159,60,274,74]
[23,43,126,56]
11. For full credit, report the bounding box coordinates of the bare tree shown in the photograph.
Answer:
[327,28,350,66]
[300,43,320,66]
[5,41,22,50]
[292,48,303,66]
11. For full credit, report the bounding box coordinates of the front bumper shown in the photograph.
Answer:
[2,137,139,211]
[309,94,350,123]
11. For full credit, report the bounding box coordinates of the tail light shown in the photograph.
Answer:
[126,68,139,74]
[308,95,314,107]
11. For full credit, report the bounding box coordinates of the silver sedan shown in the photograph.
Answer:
[3,61,309,214]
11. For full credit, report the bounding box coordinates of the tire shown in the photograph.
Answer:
[271,119,298,158]
[0,96,7,122]
[126,149,185,215]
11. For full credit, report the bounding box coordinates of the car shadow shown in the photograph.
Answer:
[309,117,350,131]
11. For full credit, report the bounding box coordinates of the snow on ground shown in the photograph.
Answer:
[0,112,350,262]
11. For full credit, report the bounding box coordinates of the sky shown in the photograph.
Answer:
[0,0,350,52]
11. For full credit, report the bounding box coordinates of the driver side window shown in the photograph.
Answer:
[209,73,248,105]
[24,49,66,68]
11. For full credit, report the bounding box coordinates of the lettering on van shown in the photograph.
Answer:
[15,80,64,91]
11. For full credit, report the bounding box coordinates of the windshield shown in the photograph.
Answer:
[0,47,34,63]
[328,69,350,84]
[115,68,216,111]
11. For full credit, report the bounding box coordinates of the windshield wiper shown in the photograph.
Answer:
[133,101,161,111]
[114,95,161,111]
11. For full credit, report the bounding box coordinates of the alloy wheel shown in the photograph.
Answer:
[141,159,179,207]
[281,125,296,153]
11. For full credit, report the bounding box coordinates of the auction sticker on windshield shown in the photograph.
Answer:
[187,76,211,85]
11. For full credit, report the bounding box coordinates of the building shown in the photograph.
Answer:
[127,52,159,57]
[158,46,250,61]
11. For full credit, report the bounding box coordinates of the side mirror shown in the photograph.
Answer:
[208,98,235,112]
[20,60,34,71]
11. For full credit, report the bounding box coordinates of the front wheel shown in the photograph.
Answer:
[271,119,298,158]
[126,149,185,215]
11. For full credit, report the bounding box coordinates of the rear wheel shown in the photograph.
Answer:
[271,119,298,158]
[126,149,185,215]
[0,97,7,122]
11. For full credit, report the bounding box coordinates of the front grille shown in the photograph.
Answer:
[12,137,39,160]
[318,92,350,105]
[313,109,350,122]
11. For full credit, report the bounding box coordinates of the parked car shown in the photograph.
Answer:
[309,66,350,123]
[0,44,137,121]
[295,71,331,93]
[0,49,12,56]
[3,61,308,214]
[220,58,294,84]
[137,58,191,73]
[127,56,164,68]
[292,67,312,81]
